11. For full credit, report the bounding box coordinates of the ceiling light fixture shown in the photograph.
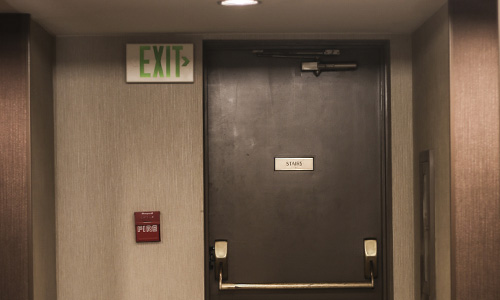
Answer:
[218,0,261,6]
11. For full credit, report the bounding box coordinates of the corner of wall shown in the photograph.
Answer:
[29,19,57,300]
[411,4,451,300]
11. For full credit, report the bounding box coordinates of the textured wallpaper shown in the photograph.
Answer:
[55,34,414,300]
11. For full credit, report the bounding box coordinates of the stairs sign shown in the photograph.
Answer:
[126,44,194,83]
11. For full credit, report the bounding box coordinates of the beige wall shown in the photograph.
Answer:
[30,21,57,300]
[389,36,415,300]
[412,5,451,300]
[55,34,414,300]
[55,35,205,300]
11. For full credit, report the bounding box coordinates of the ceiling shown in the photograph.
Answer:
[1,0,447,36]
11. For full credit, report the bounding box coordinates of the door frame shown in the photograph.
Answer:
[202,40,393,300]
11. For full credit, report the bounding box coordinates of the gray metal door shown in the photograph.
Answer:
[205,42,389,300]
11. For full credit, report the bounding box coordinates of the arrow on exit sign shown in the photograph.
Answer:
[126,44,194,83]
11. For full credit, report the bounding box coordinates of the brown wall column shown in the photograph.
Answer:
[0,14,56,300]
[449,0,500,299]
[0,13,31,300]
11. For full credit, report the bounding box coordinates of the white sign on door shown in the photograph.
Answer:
[126,44,193,83]
[274,157,314,171]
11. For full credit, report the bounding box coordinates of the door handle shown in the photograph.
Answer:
[214,239,377,290]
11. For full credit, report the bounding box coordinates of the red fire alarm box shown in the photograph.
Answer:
[134,211,161,243]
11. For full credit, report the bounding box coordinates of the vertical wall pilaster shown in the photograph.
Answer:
[449,1,500,299]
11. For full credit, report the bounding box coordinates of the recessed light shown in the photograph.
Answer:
[218,0,261,6]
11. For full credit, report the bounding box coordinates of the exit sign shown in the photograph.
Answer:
[126,44,194,83]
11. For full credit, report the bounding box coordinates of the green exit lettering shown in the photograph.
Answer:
[139,45,190,78]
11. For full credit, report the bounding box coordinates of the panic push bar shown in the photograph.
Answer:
[214,239,377,290]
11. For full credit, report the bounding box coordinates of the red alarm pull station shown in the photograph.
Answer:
[134,211,161,243]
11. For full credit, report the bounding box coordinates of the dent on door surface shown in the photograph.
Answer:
[205,42,390,300]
